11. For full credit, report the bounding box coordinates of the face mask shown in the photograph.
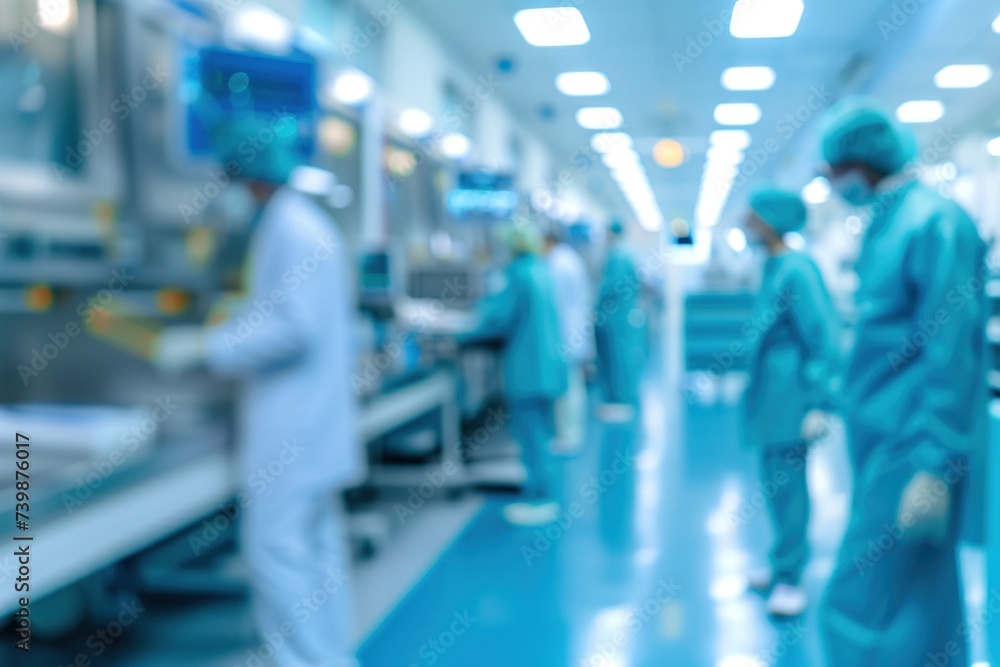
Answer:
[830,171,875,207]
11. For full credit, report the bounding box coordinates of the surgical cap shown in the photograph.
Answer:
[749,187,807,235]
[212,114,302,185]
[820,99,916,175]
[505,223,543,255]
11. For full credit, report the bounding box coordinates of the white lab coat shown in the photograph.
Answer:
[548,243,594,363]
[204,187,359,667]
[205,187,360,491]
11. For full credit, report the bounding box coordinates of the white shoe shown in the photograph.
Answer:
[596,403,636,423]
[766,583,807,617]
[746,567,773,591]
[502,501,561,526]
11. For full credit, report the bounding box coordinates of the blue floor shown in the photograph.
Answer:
[357,371,844,667]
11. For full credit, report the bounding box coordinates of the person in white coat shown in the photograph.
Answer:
[545,229,594,453]
[154,115,360,667]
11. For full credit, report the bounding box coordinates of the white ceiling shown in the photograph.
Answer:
[410,0,1000,226]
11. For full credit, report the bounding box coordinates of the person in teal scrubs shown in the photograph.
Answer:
[740,187,840,617]
[594,221,647,420]
[464,224,568,526]
[818,100,987,665]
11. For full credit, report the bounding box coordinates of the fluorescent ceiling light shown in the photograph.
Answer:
[987,137,1000,156]
[331,69,374,105]
[802,177,831,205]
[290,166,337,195]
[896,100,944,124]
[399,108,434,137]
[602,150,640,169]
[727,228,747,252]
[993,13,1000,32]
[730,0,804,38]
[556,71,610,96]
[514,7,591,46]
[576,107,624,130]
[721,66,776,91]
[440,132,471,158]
[710,129,752,150]
[714,103,762,126]
[591,132,632,154]
[226,4,295,53]
[934,65,992,89]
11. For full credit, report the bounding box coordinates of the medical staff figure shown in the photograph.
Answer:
[464,224,568,526]
[740,187,840,617]
[818,100,987,666]
[594,221,647,422]
[545,228,594,454]
[154,115,360,667]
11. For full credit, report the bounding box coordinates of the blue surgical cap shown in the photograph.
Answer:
[820,99,916,175]
[504,223,543,255]
[749,187,807,235]
[212,114,301,185]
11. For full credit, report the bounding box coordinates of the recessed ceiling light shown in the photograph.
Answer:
[576,107,623,130]
[730,0,804,38]
[987,137,1000,156]
[721,66,776,91]
[896,100,944,124]
[934,65,992,89]
[331,69,374,105]
[653,139,686,167]
[514,7,591,46]
[440,132,471,158]
[555,71,610,96]
[714,103,762,126]
[727,228,747,252]
[710,129,752,150]
[993,13,1000,32]
[399,108,434,137]
[802,177,831,205]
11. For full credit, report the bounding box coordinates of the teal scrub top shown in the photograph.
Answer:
[742,251,840,447]
[467,254,569,401]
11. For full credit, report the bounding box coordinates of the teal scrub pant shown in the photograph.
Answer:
[511,398,558,502]
[594,323,641,405]
[761,442,811,586]
[820,426,968,667]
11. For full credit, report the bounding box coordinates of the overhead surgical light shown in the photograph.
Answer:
[933,64,992,89]
[514,7,591,46]
[576,107,624,130]
[721,66,776,91]
[895,100,944,124]
[730,0,804,38]
[398,108,434,137]
[556,71,610,96]
[714,103,762,126]
[331,69,374,105]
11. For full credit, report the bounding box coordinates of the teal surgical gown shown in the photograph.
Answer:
[741,251,839,585]
[820,179,988,666]
[466,254,568,500]
[595,246,647,405]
